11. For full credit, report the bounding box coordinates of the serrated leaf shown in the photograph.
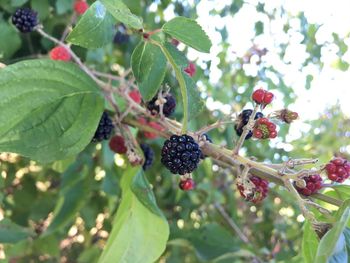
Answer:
[66,1,116,49]
[0,59,104,163]
[131,41,167,101]
[98,166,169,263]
[162,17,212,53]
[100,0,143,30]
[0,219,34,244]
[302,220,319,263]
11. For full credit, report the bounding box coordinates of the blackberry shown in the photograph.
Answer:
[234,109,264,140]
[161,135,202,175]
[12,8,38,33]
[114,24,129,44]
[140,143,154,171]
[200,133,212,160]
[92,112,114,142]
[147,93,176,117]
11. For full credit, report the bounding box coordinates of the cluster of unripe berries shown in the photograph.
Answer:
[253,118,277,139]
[237,176,269,203]
[252,88,274,107]
[294,174,323,196]
[325,158,350,183]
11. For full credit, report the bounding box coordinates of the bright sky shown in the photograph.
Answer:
[159,0,350,120]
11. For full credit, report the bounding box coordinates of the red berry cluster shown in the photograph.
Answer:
[295,174,323,196]
[237,176,269,203]
[129,90,142,104]
[325,158,350,183]
[253,118,277,139]
[138,117,164,139]
[252,88,274,106]
[49,46,71,61]
[179,178,195,191]
[184,62,196,77]
[74,0,89,15]
[109,135,127,154]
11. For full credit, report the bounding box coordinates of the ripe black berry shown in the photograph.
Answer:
[92,112,114,142]
[140,143,154,171]
[161,135,202,175]
[12,8,38,33]
[147,93,176,117]
[234,109,264,140]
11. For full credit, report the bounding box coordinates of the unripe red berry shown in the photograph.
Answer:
[332,158,345,166]
[325,163,336,173]
[252,89,265,104]
[295,174,323,196]
[129,90,142,104]
[325,157,349,183]
[267,122,276,131]
[74,0,89,15]
[269,130,277,138]
[184,62,196,77]
[179,178,195,191]
[49,46,71,61]
[263,92,274,104]
[171,38,180,46]
[328,173,338,181]
[109,135,127,154]
[258,118,269,125]
[237,175,269,203]
[253,129,263,138]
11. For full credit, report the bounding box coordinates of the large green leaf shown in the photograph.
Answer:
[66,1,116,49]
[100,0,143,30]
[0,21,21,60]
[0,219,34,244]
[131,41,167,101]
[0,59,104,163]
[302,220,319,263]
[98,167,169,263]
[162,17,212,53]
[315,200,350,262]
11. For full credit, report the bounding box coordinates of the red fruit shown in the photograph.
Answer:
[74,0,89,15]
[328,173,338,181]
[290,112,299,119]
[325,158,350,183]
[144,121,163,139]
[332,158,345,166]
[258,118,269,125]
[263,92,274,104]
[49,46,71,61]
[179,178,195,191]
[336,167,346,176]
[269,131,277,138]
[295,174,323,196]
[109,135,127,154]
[325,163,337,174]
[184,62,196,77]
[237,175,269,203]
[129,90,142,104]
[267,122,276,131]
[253,129,263,138]
[252,89,265,104]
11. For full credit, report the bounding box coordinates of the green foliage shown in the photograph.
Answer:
[0,219,34,244]
[0,60,104,163]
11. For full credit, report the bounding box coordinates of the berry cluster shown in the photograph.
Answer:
[140,144,154,171]
[147,93,176,117]
[234,109,264,140]
[295,174,323,196]
[109,135,127,154]
[237,176,269,203]
[138,118,164,139]
[252,88,274,107]
[184,62,196,77]
[253,118,277,139]
[49,46,71,61]
[12,8,38,33]
[161,135,202,175]
[129,90,142,104]
[325,158,350,183]
[74,0,89,15]
[179,178,195,191]
[92,112,114,142]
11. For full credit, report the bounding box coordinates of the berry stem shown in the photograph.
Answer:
[233,104,260,155]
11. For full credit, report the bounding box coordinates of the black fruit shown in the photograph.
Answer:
[12,8,38,33]
[140,143,154,171]
[234,109,264,140]
[161,135,201,175]
[147,93,176,117]
[92,112,114,142]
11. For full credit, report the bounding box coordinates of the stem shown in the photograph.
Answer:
[233,104,260,155]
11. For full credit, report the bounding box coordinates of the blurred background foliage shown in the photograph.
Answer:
[0,0,349,262]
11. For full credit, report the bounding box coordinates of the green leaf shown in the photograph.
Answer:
[31,0,50,20]
[0,59,104,163]
[131,41,167,101]
[98,167,169,263]
[66,1,116,49]
[45,165,92,235]
[162,17,212,53]
[0,218,34,244]
[315,200,350,263]
[100,0,143,30]
[55,0,72,15]
[0,22,21,60]
[302,220,319,263]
